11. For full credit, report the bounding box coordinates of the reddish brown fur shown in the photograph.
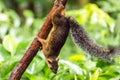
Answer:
[37,3,70,73]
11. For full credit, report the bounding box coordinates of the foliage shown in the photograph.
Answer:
[0,1,120,80]
[3,0,53,18]
[97,0,120,19]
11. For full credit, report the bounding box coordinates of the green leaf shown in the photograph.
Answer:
[114,14,120,34]
[26,59,46,74]
[84,60,96,70]
[23,10,34,18]
[90,68,101,80]
[0,45,10,59]
[59,59,83,75]
[0,55,4,63]
[0,58,18,79]
[3,35,18,55]
[16,39,30,55]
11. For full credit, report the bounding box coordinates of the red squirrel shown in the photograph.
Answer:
[37,3,70,73]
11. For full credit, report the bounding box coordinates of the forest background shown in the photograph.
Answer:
[0,0,120,80]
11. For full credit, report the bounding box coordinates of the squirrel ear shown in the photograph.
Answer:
[56,57,59,62]
[47,58,52,64]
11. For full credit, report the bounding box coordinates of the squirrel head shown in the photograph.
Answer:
[46,57,59,74]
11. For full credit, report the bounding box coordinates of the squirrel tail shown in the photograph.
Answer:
[68,17,120,62]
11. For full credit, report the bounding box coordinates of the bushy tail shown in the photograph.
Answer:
[68,17,120,62]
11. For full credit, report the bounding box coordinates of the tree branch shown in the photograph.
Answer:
[10,0,68,80]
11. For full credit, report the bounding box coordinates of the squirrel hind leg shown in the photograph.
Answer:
[36,36,48,49]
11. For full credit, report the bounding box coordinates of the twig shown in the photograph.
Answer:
[9,0,68,80]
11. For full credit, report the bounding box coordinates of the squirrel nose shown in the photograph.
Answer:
[50,67,57,74]
[52,69,57,74]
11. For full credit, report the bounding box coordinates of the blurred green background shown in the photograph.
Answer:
[0,0,120,80]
